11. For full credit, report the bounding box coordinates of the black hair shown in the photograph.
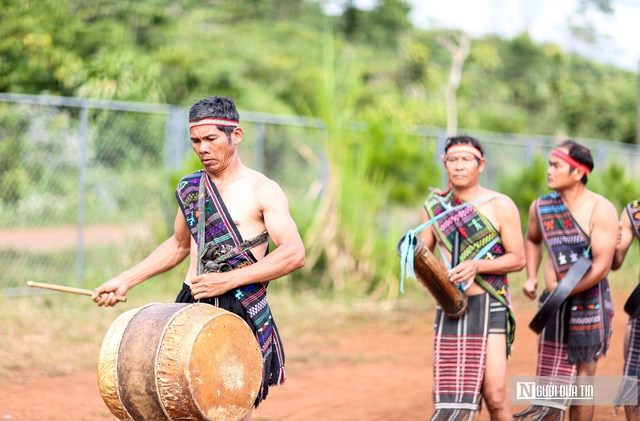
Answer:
[188,96,239,143]
[557,140,594,185]
[444,135,484,165]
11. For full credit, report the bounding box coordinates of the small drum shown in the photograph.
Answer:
[398,235,468,318]
[98,303,263,421]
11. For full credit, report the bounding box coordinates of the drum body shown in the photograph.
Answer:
[98,303,263,421]
[412,237,468,318]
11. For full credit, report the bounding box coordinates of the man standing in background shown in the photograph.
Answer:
[518,140,617,421]
[418,135,525,421]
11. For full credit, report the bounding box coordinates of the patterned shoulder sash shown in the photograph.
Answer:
[535,191,591,279]
[424,190,509,299]
[626,199,640,240]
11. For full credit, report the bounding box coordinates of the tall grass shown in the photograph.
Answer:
[289,29,409,298]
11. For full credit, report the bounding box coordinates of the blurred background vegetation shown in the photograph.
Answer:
[0,0,635,141]
[0,0,638,301]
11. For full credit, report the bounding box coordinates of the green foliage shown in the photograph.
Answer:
[361,117,441,204]
[340,0,412,47]
[590,162,640,213]
[497,155,549,229]
[0,105,28,204]
[291,31,403,296]
[0,0,635,143]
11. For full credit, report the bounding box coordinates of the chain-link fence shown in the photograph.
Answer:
[1,92,639,297]
[0,93,327,297]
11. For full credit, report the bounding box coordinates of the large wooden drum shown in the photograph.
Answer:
[98,303,263,421]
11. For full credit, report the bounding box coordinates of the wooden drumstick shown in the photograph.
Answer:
[26,281,127,302]
[452,231,466,290]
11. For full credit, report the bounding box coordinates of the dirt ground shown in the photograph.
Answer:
[0,224,151,251]
[0,291,632,421]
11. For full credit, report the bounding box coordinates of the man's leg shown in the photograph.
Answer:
[623,322,640,421]
[568,362,597,421]
[483,334,513,421]
[625,406,640,421]
[625,322,632,361]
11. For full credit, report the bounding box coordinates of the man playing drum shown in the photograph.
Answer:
[516,140,617,421]
[92,96,306,420]
[419,135,526,421]
[610,198,640,420]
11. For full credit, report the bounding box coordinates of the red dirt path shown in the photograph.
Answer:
[0,293,631,421]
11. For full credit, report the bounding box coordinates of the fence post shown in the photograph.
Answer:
[596,143,606,170]
[636,58,640,144]
[524,139,535,163]
[254,122,265,173]
[435,132,447,188]
[76,106,88,285]
[165,106,187,170]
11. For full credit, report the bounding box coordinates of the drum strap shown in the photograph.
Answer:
[196,173,269,273]
[200,231,269,273]
[196,173,207,276]
[398,194,497,293]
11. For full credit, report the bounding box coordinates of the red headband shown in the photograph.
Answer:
[189,118,239,129]
[551,148,591,176]
[443,144,483,160]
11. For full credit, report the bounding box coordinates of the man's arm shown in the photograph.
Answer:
[448,195,526,286]
[571,198,618,294]
[523,201,543,300]
[189,179,305,300]
[612,209,634,270]
[92,209,192,306]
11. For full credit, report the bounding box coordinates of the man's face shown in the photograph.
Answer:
[443,150,484,189]
[547,147,581,190]
[190,125,240,176]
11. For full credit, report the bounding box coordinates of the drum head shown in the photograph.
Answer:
[189,308,263,420]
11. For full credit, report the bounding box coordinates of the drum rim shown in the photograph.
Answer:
[185,304,262,421]
[98,302,159,421]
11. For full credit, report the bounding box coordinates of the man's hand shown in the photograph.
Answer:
[522,278,538,300]
[190,272,236,300]
[92,278,128,307]
[447,260,479,289]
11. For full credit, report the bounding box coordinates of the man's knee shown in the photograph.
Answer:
[484,386,508,412]
[576,361,598,377]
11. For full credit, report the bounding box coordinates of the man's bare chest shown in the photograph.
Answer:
[215,190,263,233]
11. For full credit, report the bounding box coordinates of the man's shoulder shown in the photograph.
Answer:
[423,189,450,208]
[240,167,278,189]
[589,191,616,214]
[485,190,516,208]
[234,168,286,204]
